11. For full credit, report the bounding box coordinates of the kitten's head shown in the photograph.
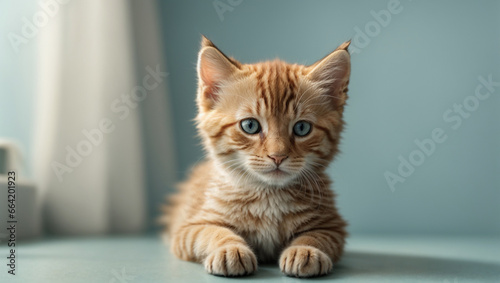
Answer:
[196,36,350,187]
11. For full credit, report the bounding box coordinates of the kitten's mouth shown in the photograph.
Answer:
[257,168,295,186]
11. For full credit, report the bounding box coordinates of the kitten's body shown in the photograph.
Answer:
[167,160,344,262]
[163,37,350,278]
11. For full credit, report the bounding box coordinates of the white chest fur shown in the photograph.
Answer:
[204,185,308,261]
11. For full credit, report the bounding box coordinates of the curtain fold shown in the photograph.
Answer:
[34,0,165,235]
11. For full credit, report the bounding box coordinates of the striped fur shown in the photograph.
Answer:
[162,36,351,278]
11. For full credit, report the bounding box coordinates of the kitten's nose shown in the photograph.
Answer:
[268,155,288,166]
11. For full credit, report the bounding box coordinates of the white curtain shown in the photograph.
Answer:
[35,0,175,235]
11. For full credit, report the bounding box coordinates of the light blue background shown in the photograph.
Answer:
[0,1,37,177]
[159,0,500,235]
[1,0,498,235]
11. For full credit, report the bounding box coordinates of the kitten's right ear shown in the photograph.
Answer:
[197,36,240,111]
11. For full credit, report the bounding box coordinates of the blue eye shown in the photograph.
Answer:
[240,118,261,134]
[293,121,312,136]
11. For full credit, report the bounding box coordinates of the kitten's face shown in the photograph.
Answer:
[196,37,350,188]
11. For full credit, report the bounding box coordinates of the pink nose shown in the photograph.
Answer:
[268,155,288,166]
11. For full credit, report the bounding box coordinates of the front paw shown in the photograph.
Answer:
[279,245,333,277]
[204,244,257,276]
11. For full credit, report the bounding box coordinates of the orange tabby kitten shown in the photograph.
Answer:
[163,36,350,278]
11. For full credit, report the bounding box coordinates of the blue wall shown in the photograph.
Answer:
[160,0,500,235]
[2,1,497,235]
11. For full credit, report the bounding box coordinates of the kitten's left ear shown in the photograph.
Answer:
[307,41,351,110]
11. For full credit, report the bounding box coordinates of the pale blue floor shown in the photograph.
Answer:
[1,234,499,282]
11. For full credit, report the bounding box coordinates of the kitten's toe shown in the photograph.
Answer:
[279,245,333,277]
[204,244,257,276]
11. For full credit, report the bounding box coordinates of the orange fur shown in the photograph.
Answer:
[162,36,351,278]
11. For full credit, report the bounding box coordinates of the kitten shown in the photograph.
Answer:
[162,36,350,278]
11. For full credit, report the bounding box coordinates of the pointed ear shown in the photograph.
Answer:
[307,41,351,110]
[197,36,241,111]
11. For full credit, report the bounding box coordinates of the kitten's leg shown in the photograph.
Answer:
[279,229,345,277]
[172,224,257,276]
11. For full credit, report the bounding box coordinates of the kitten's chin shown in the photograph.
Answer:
[222,165,296,188]
[255,169,296,187]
